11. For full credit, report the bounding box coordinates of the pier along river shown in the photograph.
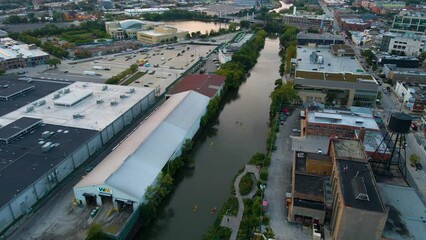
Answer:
[136,24,282,239]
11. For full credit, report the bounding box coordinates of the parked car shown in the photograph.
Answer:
[292,129,301,133]
[416,162,423,170]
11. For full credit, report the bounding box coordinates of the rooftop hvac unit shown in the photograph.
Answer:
[83,84,88,88]
[96,99,104,104]
[41,142,53,152]
[120,94,128,99]
[38,100,46,106]
[42,131,53,139]
[53,93,60,99]
[63,88,70,94]
[73,113,85,119]
[26,106,34,112]
[110,101,118,106]
[127,88,135,94]
[102,85,108,91]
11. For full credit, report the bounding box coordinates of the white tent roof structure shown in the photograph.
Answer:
[75,90,209,201]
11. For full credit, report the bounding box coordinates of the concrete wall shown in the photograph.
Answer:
[335,207,387,240]
[74,185,139,210]
[290,205,325,224]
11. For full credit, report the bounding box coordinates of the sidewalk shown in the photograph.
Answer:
[220,164,260,240]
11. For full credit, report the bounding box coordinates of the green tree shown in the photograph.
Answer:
[46,58,61,68]
[86,224,106,240]
[0,69,5,76]
[419,52,426,63]
[240,20,250,29]
[410,154,420,167]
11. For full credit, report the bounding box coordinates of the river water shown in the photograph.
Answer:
[164,21,228,34]
[136,35,281,239]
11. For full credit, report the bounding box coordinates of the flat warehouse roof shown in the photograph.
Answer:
[296,46,364,74]
[1,82,155,131]
[0,117,42,143]
[337,159,385,212]
[295,174,324,198]
[0,123,98,207]
[0,78,68,116]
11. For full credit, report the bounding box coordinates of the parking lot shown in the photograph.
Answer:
[44,44,218,94]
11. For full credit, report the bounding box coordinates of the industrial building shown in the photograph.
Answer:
[288,151,332,224]
[136,26,188,44]
[330,139,387,240]
[282,14,333,31]
[105,20,155,39]
[383,64,426,84]
[293,45,378,107]
[0,80,155,233]
[73,90,209,213]
[167,74,226,98]
[288,138,388,239]
[296,33,344,46]
[375,54,419,68]
[0,38,49,70]
[390,11,426,36]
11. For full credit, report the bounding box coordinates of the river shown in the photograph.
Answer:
[164,20,228,34]
[136,37,281,239]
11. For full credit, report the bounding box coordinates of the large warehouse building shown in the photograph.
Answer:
[0,80,155,233]
[73,90,209,212]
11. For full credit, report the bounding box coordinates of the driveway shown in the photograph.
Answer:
[264,108,310,239]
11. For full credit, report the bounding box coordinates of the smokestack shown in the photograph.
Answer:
[358,127,366,143]
[293,7,297,16]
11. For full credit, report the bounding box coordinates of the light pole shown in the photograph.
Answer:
[259,184,266,233]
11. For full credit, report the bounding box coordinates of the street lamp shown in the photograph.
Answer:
[259,184,266,233]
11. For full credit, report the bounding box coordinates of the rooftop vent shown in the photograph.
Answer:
[120,94,128,99]
[38,100,46,106]
[351,171,370,201]
[96,99,104,104]
[73,113,85,119]
[41,142,53,152]
[127,88,135,94]
[110,101,118,106]
[63,88,70,94]
[53,93,60,99]
[42,131,53,139]
[102,85,108,91]
[3,84,9,88]
[26,106,34,112]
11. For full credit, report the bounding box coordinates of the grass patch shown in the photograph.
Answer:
[239,173,254,196]
[222,196,239,216]
[121,71,146,86]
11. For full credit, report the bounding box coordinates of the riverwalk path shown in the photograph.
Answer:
[220,164,260,240]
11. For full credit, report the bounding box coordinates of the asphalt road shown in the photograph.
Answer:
[265,108,310,240]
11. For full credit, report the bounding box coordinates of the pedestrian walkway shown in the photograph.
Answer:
[220,164,260,240]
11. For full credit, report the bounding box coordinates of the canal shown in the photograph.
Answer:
[164,20,228,34]
[136,36,281,239]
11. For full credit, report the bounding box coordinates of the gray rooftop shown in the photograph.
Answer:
[378,183,426,240]
[0,77,69,116]
[337,159,385,212]
[332,138,366,161]
[292,135,330,154]
[297,32,344,41]
[296,45,365,74]
[0,122,98,207]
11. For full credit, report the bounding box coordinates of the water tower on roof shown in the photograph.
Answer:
[369,112,412,179]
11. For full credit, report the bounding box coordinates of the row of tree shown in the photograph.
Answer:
[106,64,138,85]
[142,9,215,22]
[278,25,298,76]
[216,30,267,89]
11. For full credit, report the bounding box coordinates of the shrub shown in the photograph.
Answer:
[239,173,254,196]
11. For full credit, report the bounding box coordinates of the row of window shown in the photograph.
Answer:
[307,124,354,134]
